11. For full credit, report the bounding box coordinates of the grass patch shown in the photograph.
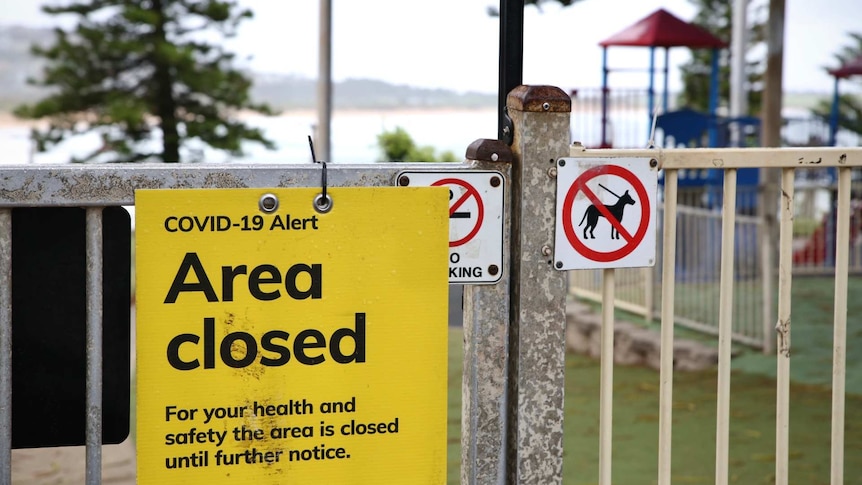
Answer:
[563,353,862,484]
[582,275,862,392]
[447,326,862,484]
[447,328,463,485]
[731,276,862,392]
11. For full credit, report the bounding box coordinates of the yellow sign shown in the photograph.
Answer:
[135,187,449,484]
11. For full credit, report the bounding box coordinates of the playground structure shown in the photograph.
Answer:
[568,8,862,350]
[595,8,726,149]
[577,8,763,205]
[790,56,862,268]
[575,8,861,153]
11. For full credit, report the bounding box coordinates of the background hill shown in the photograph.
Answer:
[0,25,496,112]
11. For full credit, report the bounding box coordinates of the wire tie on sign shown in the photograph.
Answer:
[308,135,332,213]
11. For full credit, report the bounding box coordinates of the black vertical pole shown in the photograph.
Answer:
[498,0,524,142]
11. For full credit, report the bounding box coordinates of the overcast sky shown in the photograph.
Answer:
[1,0,859,95]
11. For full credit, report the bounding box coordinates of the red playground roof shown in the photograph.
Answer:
[829,54,862,79]
[599,8,727,49]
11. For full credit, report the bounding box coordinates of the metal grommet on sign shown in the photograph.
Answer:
[308,135,332,213]
[259,193,279,213]
[313,193,333,213]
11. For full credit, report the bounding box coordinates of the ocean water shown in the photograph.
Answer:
[0,109,500,165]
[1,107,854,166]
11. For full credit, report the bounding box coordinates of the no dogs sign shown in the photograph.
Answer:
[554,158,658,270]
[135,187,449,484]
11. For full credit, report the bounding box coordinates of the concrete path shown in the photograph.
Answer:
[12,440,136,485]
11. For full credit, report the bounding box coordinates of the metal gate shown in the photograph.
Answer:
[1,85,860,485]
[0,160,515,485]
[564,143,861,485]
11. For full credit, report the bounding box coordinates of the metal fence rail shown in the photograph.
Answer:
[571,175,862,350]
[0,161,509,485]
[567,145,862,485]
[569,87,650,149]
[0,209,11,484]
[570,203,767,348]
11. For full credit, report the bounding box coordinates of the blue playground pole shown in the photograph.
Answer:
[708,48,719,147]
[829,76,840,146]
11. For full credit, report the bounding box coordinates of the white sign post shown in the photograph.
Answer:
[398,171,505,284]
[554,158,658,270]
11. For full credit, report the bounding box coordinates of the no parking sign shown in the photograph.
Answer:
[397,171,505,284]
[554,158,658,270]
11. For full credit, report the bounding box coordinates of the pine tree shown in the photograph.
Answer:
[677,0,766,115]
[14,0,275,163]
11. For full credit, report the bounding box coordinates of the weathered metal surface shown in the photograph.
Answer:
[0,161,507,485]
[506,85,570,484]
[0,163,482,207]
[507,85,572,113]
[831,166,852,485]
[775,168,795,485]
[85,208,103,485]
[460,151,512,484]
[0,210,11,485]
[598,269,615,485]
[715,169,738,485]
[657,170,679,485]
[566,146,862,169]
[465,139,515,164]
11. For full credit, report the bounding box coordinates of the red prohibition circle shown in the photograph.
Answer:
[432,178,484,248]
[561,165,650,262]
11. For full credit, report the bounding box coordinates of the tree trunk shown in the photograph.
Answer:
[150,0,180,162]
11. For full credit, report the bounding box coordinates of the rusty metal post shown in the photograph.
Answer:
[505,85,571,484]
[461,139,514,485]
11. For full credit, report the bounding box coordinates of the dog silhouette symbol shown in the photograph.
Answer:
[578,188,636,239]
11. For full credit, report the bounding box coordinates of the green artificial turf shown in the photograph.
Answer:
[447,328,464,485]
[562,353,862,485]
[447,321,862,484]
